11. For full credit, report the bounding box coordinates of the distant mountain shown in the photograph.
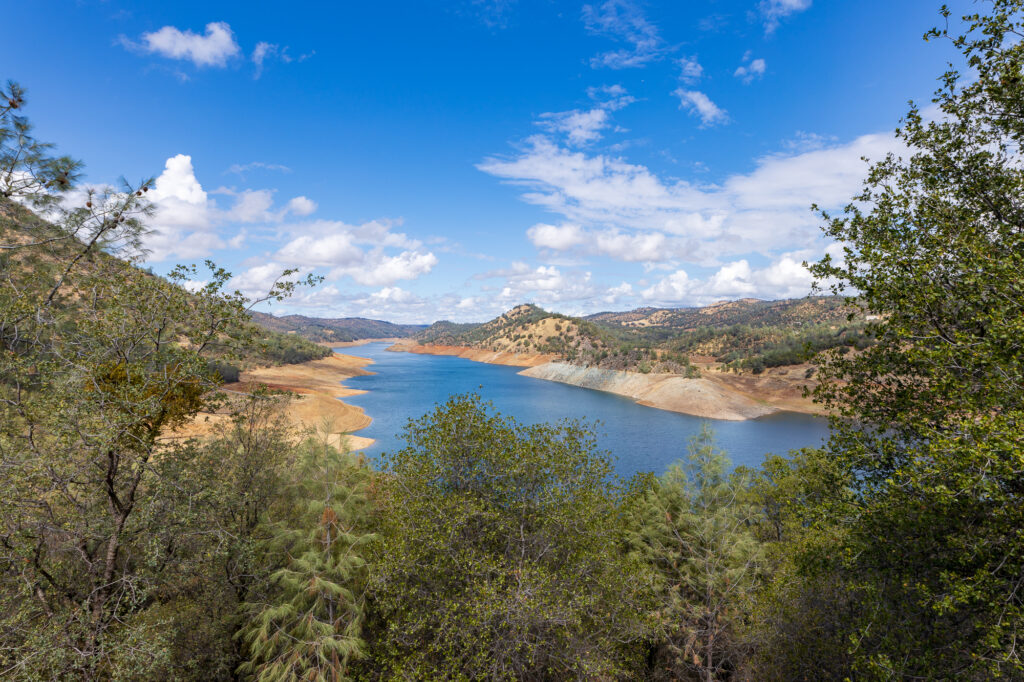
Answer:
[415,297,870,374]
[585,297,852,331]
[250,311,426,343]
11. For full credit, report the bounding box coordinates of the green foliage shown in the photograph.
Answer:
[802,2,1024,676]
[629,425,763,680]
[367,394,654,679]
[416,297,869,374]
[238,428,376,681]
[0,81,318,678]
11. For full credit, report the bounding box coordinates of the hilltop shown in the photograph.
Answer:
[414,297,869,375]
[250,311,426,343]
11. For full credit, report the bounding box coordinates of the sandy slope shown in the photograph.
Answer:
[170,353,377,451]
[388,339,556,367]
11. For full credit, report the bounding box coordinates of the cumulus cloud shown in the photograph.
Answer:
[583,0,666,69]
[271,219,437,287]
[759,0,812,34]
[673,89,729,127]
[224,189,275,223]
[128,22,241,68]
[332,251,439,287]
[230,261,310,299]
[640,251,827,306]
[527,223,587,250]
[286,196,317,216]
[145,154,221,260]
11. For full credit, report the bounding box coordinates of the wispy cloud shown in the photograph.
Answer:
[478,130,900,269]
[121,21,240,68]
[251,42,313,79]
[734,54,766,83]
[759,0,812,34]
[470,0,518,29]
[673,89,729,127]
[678,56,704,84]
[583,0,666,69]
[538,109,611,146]
[226,161,293,176]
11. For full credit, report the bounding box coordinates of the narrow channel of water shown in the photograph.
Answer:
[340,342,830,478]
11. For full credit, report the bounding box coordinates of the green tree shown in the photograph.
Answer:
[0,80,312,678]
[805,2,1024,676]
[367,394,653,680]
[237,424,376,682]
[629,424,762,681]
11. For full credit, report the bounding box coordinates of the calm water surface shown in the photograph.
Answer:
[340,342,830,478]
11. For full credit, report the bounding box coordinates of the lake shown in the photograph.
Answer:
[340,342,830,478]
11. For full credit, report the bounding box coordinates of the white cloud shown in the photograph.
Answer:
[366,286,420,305]
[678,56,704,84]
[272,217,436,287]
[225,189,275,223]
[673,89,729,127]
[332,250,439,287]
[252,41,277,79]
[145,154,221,260]
[538,108,610,146]
[478,130,901,269]
[226,161,292,176]
[603,281,633,304]
[586,84,636,110]
[641,252,820,306]
[133,22,240,68]
[734,57,766,84]
[760,0,812,34]
[527,222,586,250]
[583,0,666,69]
[230,262,310,299]
[286,196,317,216]
[278,233,363,268]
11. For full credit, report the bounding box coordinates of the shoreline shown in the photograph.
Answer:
[387,341,824,422]
[170,352,378,451]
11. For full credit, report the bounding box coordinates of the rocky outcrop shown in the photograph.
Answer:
[519,363,777,421]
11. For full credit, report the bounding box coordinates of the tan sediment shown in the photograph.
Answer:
[388,339,556,368]
[170,352,377,451]
[317,337,399,348]
[389,341,822,421]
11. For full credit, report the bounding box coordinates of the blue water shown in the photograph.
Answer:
[340,342,830,478]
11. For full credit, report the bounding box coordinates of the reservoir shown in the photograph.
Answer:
[341,342,831,478]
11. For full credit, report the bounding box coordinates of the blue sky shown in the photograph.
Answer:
[4,0,973,322]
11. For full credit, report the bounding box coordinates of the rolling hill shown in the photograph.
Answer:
[249,311,426,343]
[414,297,870,374]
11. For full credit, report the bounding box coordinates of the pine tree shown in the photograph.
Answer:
[631,424,762,681]
[237,425,376,682]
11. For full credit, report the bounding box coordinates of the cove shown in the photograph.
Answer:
[340,342,831,478]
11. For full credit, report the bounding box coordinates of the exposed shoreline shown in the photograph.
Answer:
[387,341,824,422]
[171,352,378,451]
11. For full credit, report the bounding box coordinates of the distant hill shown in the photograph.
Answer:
[250,311,426,343]
[416,297,870,374]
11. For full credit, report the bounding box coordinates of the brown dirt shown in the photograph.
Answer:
[169,352,377,451]
[388,339,556,368]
